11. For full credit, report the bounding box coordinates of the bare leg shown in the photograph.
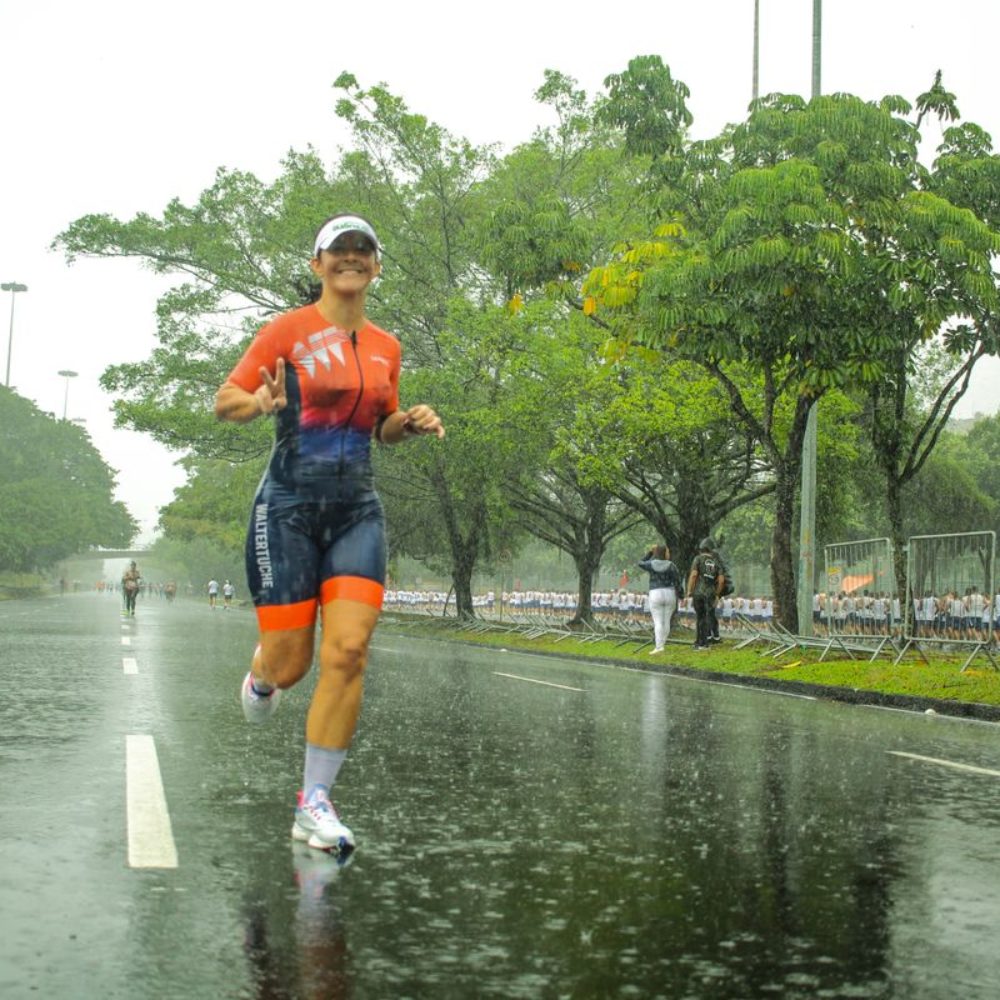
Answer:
[256,626,315,689]
[307,600,381,749]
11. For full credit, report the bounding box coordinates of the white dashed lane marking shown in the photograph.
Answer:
[126,735,178,869]
[123,657,138,675]
[888,750,1000,778]
[493,672,584,693]
[121,636,131,647]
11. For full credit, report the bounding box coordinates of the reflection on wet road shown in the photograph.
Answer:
[1,593,999,998]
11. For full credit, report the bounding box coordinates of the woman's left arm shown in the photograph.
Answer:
[378,404,445,445]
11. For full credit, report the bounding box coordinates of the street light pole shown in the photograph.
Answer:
[752,0,760,102]
[1,281,28,388]
[797,0,822,637]
[58,369,79,421]
[811,0,822,98]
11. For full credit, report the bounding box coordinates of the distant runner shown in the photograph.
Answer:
[121,561,140,617]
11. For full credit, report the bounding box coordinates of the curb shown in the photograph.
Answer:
[384,626,1000,725]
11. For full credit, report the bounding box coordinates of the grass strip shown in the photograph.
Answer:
[380,616,1000,715]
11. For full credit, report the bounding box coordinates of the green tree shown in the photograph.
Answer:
[0,388,136,571]
[330,76,541,616]
[54,80,521,615]
[588,60,1000,629]
[497,307,643,623]
[474,72,673,619]
[158,455,267,551]
[963,413,1000,507]
[372,303,530,616]
[848,85,1000,599]
[575,354,776,573]
[901,439,997,539]
[56,152,336,462]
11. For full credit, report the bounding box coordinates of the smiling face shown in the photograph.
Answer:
[310,231,381,295]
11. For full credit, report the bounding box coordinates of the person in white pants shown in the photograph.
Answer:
[638,544,684,653]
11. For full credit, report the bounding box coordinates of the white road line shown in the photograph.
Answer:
[493,672,584,693]
[888,750,1000,778]
[862,704,1000,726]
[613,664,817,699]
[121,636,131,647]
[122,657,138,675]
[126,735,178,869]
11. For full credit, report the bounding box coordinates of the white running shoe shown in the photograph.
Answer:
[292,786,356,853]
[648,647,664,655]
[241,671,281,724]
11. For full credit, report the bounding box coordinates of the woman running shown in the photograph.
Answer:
[215,213,444,854]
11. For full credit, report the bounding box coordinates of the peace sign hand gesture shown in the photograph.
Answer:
[254,358,287,415]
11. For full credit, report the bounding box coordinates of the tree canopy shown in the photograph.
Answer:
[585,60,1000,626]
[0,388,136,571]
[51,60,1000,624]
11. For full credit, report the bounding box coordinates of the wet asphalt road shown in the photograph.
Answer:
[1,592,1000,999]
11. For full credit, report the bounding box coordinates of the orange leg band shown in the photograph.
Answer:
[320,576,385,609]
[256,598,318,632]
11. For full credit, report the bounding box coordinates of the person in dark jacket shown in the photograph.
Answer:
[708,543,731,644]
[687,537,725,650]
[638,544,684,653]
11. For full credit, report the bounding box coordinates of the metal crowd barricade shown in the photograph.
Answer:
[897,531,997,672]
[732,613,781,652]
[823,538,900,662]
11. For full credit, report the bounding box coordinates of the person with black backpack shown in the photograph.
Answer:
[687,538,725,650]
[709,544,733,643]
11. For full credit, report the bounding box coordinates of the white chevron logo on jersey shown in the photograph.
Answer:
[291,328,349,377]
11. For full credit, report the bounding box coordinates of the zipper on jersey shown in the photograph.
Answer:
[339,329,365,469]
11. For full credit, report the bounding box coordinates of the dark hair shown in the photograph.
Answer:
[293,275,321,305]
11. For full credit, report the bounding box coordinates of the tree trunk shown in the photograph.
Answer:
[571,552,597,626]
[567,495,608,626]
[451,553,475,619]
[430,461,483,621]
[675,509,713,582]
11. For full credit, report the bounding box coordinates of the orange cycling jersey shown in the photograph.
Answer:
[228,305,401,476]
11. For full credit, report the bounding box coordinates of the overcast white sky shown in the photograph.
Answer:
[2,0,999,542]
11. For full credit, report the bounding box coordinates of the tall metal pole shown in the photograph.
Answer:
[4,294,12,388]
[58,370,79,420]
[2,282,28,388]
[811,0,822,98]
[752,0,760,102]
[797,0,822,636]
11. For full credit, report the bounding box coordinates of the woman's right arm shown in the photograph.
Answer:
[215,382,264,423]
[215,359,286,424]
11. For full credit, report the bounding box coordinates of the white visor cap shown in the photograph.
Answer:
[313,216,380,257]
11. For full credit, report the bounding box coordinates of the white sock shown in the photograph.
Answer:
[303,744,347,795]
